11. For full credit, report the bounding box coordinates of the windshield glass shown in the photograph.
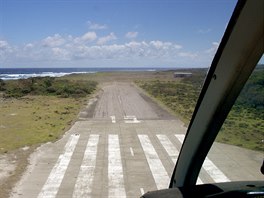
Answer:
[199,56,264,184]
[0,1,239,197]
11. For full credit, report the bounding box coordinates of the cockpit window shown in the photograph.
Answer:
[199,55,264,183]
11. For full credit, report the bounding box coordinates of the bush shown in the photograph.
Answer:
[2,77,98,98]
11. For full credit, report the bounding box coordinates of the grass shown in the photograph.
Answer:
[217,107,264,151]
[0,95,86,154]
[136,69,205,123]
[0,76,98,154]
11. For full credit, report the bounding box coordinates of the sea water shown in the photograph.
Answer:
[0,67,168,80]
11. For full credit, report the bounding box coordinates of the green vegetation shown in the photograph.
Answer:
[217,68,264,151]
[136,69,205,123]
[0,77,97,98]
[0,96,84,154]
[137,68,264,152]
[0,77,98,154]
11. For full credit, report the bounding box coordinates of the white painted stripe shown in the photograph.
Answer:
[202,158,230,183]
[124,115,136,119]
[124,115,141,123]
[73,134,99,198]
[124,115,141,124]
[110,116,116,123]
[38,134,80,198]
[130,147,134,156]
[175,134,203,184]
[175,134,229,183]
[156,134,179,163]
[108,135,126,198]
[124,120,141,124]
[138,135,170,190]
[175,134,185,145]
[140,188,145,195]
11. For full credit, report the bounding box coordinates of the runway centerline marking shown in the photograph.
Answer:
[175,134,229,183]
[130,147,135,156]
[110,116,116,123]
[138,134,170,190]
[124,115,141,124]
[37,134,80,198]
[108,135,126,198]
[73,134,99,198]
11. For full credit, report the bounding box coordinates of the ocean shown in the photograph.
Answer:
[0,67,170,80]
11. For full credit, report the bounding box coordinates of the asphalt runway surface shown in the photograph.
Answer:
[11,82,263,198]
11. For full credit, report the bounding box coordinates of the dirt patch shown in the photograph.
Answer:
[0,147,35,198]
[78,91,102,119]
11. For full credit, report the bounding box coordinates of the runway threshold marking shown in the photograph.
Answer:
[157,134,203,184]
[37,134,80,198]
[108,135,126,198]
[72,134,99,198]
[156,134,179,163]
[138,134,170,190]
[175,134,230,183]
[140,188,145,195]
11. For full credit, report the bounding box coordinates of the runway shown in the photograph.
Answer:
[11,82,263,198]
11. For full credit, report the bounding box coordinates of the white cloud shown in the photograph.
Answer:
[25,43,34,48]
[73,31,97,44]
[87,21,107,30]
[198,28,212,34]
[81,32,97,42]
[0,40,10,50]
[174,44,182,49]
[205,42,219,54]
[52,47,70,60]
[1,33,213,68]
[178,52,198,59]
[150,40,179,50]
[125,32,138,39]
[0,40,13,60]
[97,33,117,45]
[42,34,65,47]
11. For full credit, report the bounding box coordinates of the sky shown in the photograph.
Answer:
[0,0,238,68]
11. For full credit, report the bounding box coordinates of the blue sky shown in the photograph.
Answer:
[0,0,238,68]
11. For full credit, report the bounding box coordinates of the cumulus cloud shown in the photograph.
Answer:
[97,33,117,45]
[178,52,198,59]
[0,40,13,53]
[0,40,10,49]
[205,42,219,54]
[52,47,70,60]
[0,40,13,60]
[73,31,97,44]
[42,34,65,47]
[1,32,214,68]
[81,32,97,42]
[149,40,181,50]
[87,21,107,30]
[25,43,34,49]
[125,32,138,39]
[198,28,212,34]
